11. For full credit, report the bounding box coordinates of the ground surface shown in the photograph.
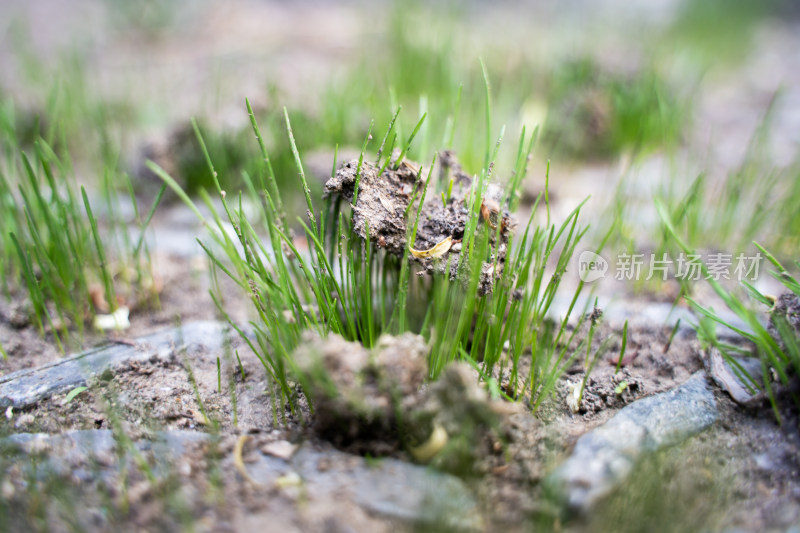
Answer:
[1,0,799,531]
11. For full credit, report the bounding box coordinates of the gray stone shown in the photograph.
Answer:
[244,444,482,531]
[620,371,718,449]
[2,429,211,482]
[2,431,481,531]
[548,371,718,512]
[0,321,228,409]
[351,456,480,530]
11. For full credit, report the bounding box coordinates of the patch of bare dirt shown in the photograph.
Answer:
[0,315,61,375]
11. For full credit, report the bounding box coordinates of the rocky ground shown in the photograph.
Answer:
[1,279,799,531]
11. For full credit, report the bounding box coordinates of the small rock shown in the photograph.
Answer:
[261,440,298,461]
[190,409,207,426]
[1,478,14,499]
[92,307,131,331]
[352,455,482,531]
[548,371,717,512]
[178,460,192,477]
[274,471,302,488]
[566,382,582,413]
[8,302,31,329]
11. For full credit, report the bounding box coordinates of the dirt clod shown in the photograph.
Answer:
[324,158,419,255]
[413,363,507,475]
[293,332,428,454]
[293,333,507,472]
[325,152,514,294]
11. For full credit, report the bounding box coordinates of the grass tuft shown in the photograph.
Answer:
[0,96,163,347]
[658,201,800,421]
[156,92,591,416]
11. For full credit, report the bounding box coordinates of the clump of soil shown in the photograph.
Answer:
[293,332,509,473]
[324,151,514,294]
[324,158,421,255]
[415,362,512,476]
[293,331,428,454]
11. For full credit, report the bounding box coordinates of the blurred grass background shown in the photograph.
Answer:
[1,0,798,263]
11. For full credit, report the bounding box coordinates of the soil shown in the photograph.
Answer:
[2,249,796,531]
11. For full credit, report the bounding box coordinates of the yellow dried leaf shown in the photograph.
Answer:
[410,236,453,259]
[233,435,262,486]
[410,423,448,463]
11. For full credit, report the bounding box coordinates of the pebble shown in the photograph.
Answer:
[548,371,718,512]
[14,413,35,428]
[261,440,298,460]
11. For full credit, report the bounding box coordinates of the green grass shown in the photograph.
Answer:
[142,3,689,214]
[655,98,800,262]
[153,82,592,416]
[542,56,685,159]
[0,23,166,346]
[597,94,800,301]
[0,95,164,349]
[659,202,800,422]
[662,0,777,66]
[168,119,259,197]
